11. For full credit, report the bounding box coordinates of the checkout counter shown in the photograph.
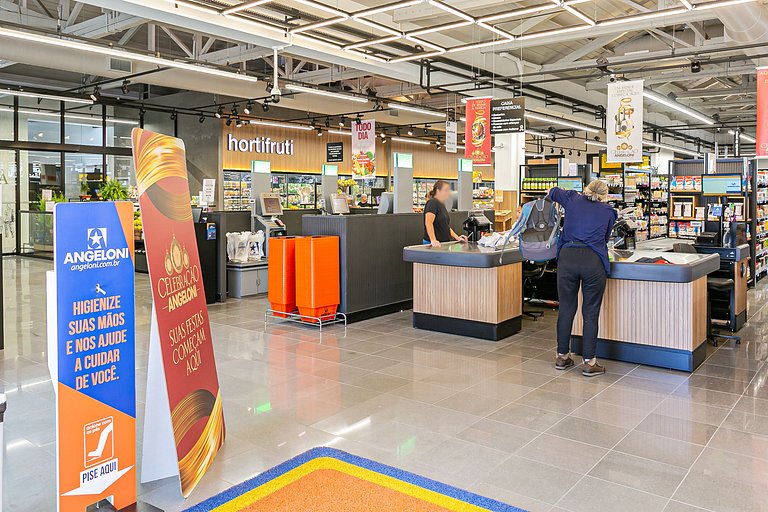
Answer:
[403,241,523,341]
[571,249,720,372]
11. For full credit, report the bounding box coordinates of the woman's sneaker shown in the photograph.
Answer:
[555,355,574,370]
[582,361,606,377]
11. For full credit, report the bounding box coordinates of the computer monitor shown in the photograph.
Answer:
[377,192,394,214]
[702,174,743,196]
[191,207,203,223]
[258,192,283,216]
[557,177,583,192]
[330,194,350,215]
[370,187,385,204]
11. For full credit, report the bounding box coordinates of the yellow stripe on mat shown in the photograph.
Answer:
[212,457,492,512]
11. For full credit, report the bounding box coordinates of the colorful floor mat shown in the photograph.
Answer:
[184,447,526,512]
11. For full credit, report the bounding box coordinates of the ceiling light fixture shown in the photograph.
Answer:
[0,27,259,83]
[344,35,401,50]
[243,101,253,115]
[404,36,446,52]
[427,0,474,22]
[476,21,516,40]
[526,112,600,133]
[389,50,444,63]
[391,136,431,145]
[406,20,472,37]
[294,0,348,17]
[525,129,550,138]
[328,129,351,136]
[447,40,507,53]
[679,0,694,8]
[517,24,590,41]
[354,18,403,37]
[121,80,130,95]
[728,130,757,143]
[352,0,424,18]
[408,127,414,136]
[199,113,206,123]
[562,5,596,25]
[13,108,138,125]
[643,89,715,125]
[643,140,701,157]
[89,87,101,101]
[0,88,93,105]
[292,33,344,50]
[249,120,313,130]
[285,84,369,103]
[390,103,446,118]
[215,106,224,118]
[585,140,608,148]
[220,0,271,15]
[291,17,349,34]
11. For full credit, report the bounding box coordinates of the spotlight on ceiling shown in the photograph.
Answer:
[226,117,233,126]
[325,117,331,128]
[262,100,270,112]
[691,60,702,73]
[355,115,362,126]
[199,113,205,123]
[170,110,177,121]
[215,106,224,118]
[407,126,414,136]
[316,127,323,136]
[243,101,253,115]
[339,116,346,127]
[231,104,239,117]
[89,86,101,101]
[121,80,130,95]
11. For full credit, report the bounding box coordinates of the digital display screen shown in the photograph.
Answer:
[702,174,742,196]
[331,194,350,214]
[558,177,583,192]
[260,195,283,216]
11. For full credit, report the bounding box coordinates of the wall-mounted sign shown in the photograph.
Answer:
[607,80,644,163]
[445,121,457,153]
[465,97,492,166]
[393,152,413,169]
[459,158,473,174]
[322,164,338,176]
[251,160,271,174]
[490,98,525,134]
[758,66,768,157]
[326,142,343,163]
[48,201,136,512]
[352,119,376,179]
[227,134,294,155]
[132,129,225,498]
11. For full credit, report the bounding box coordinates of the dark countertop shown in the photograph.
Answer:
[608,249,720,282]
[403,241,523,268]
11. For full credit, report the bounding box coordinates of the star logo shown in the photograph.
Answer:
[87,228,107,249]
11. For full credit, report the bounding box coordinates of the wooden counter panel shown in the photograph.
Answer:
[413,262,522,323]
[572,277,707,351]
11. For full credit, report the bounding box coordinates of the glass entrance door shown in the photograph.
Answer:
[0,149,17,253]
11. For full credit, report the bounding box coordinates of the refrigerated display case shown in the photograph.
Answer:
[271,173,321,209]
[223,170,252,211]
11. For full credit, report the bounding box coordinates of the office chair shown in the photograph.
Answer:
[673,244,740,346]
[522,261,547,320]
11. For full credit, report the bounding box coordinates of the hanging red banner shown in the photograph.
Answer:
[757,67,768,157]
[465,97,492,165]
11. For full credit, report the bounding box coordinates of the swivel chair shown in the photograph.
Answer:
[522,260,547,320]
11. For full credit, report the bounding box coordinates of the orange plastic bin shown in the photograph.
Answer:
[268,236,300,317]
[295,236,340,322]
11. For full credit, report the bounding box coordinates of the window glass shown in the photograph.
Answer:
[106,154,136,195]
[64,153,103,200]
[65,105,103,146]
[106,105,140,148]
[18,98,61,143]
[0,97,13,140]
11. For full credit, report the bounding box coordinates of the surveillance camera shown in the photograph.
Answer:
[608,76,616,83]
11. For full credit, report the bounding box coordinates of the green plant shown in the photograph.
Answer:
[80,181,90,195]
[100,178,129,201]
[34,191,66,211]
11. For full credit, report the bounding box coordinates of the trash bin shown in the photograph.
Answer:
[295,236,340,322]
[268,237,299,317]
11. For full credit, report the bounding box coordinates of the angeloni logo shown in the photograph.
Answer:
[63,227,130,266]
[227,134,294,155]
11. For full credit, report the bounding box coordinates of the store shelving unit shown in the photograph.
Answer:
[754,166,768,281]
[413,178,457,208]
[270,173,321,210]
[472,180,495,210]
[223,170,252,211]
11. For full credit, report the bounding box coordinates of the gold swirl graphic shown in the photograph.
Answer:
[171,389,226,497]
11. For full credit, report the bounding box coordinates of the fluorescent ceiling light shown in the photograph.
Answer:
[220,0,271,15]
[525,129,550,137]
[428,0,474,22]
[345,35,400,50]
[250,120,313,130]
[643,140,701,157]
[14,108,138,125]
[598,7,688,27]
[328,129,352,135]
[585,140,608,148]
[389,50,444,63]
[293,0,347,17]
[728,130,757,143]
[389,103,446,117]
[643,89,714,125]
[448,40,506,52]
[460,97,493,103]
[0,89,93,105]
[476,21,515,40]
[353,0,423,18]
[563,5,596,26]
[291,16,348,34]
[293,33,344,49]
[285,84,369,103]
[679,0,694,8]
[695,0,755,9]
[392,136,432,145]
[0,27,259,83]
[407,20,472,37]
[347,49,390,62]
[526,112,600,133]
[405,35,445,52]
[354,18,402,36]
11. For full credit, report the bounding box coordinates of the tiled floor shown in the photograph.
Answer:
[3,256,768,512]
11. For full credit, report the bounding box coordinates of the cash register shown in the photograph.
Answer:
[463,210,493,241]
[252,192,287,257]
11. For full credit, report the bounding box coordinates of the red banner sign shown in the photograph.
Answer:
[465,97,492,165]
[131,128,225,497]
[758,67,768,157]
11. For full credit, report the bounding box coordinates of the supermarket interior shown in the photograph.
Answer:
[3,1,768,512]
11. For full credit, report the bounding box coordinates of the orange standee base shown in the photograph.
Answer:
[295,236,340,323]
[268,236,299,318]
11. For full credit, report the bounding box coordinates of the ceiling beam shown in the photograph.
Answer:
[554,33,626,64]
[63,11,145,38]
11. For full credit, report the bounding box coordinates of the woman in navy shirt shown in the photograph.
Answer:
[548,180,616,377]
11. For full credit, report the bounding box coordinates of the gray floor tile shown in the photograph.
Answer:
[588,451,688,497]
[489,403,568,432]
[480,455,582,505]
[515,433,608,474]
[635,413,719,446]
[456,418,540,453]
[557,476,668,512]
[546,416,630,448]
[613,430,704,469]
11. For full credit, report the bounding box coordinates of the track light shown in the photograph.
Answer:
[121,80,130,95]
[231,105,239,116]
[355,115,362,126]
[396,129,401,136]
[423,126,429,134]
[243,101,253,115]
[170,110,177,121]
[691,61,702,73]
[316,127,323,136]
[310,119,317,129]
[226,118,233,126]
[199,114,205,123]
[215,106,224,118]
[89,87,101,101]
[236,118,243,128]
[407,126,414,136]
[339,116,346,127]
[262,101,270,112]
[325,117,331,128]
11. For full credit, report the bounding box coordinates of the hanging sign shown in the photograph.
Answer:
[445,121,457,153]
[757,67,768,157]
[326,141,344,163]
[48,201,136,512]
[351,119,376,179]
[131,129,225,498]
[490,97,525,134]
[607,80,644,163]
[465,97,492,165]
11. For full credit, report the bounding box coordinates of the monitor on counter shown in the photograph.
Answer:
[370,187,385,204]
[258,192,283,216]
[557,177,583,192]
[191,207,203,223]
[702,174,742,196]
[330,194,350,215]
[377,192,394,214]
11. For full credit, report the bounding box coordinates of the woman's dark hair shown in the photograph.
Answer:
[426,180,450,200]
